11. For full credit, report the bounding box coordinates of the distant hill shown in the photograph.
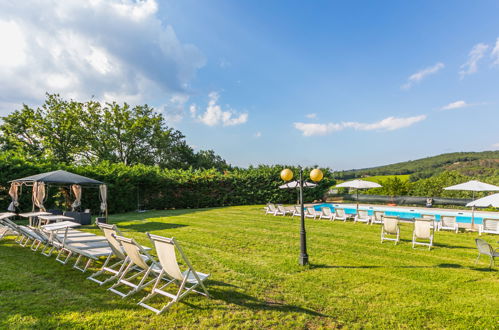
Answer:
[334,151,499,181]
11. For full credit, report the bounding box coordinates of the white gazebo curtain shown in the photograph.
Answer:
[32,182,46,211]
[7,182,21,211]
[99,184,108,216]
[71,184,82,211]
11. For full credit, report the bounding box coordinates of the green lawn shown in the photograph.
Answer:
[360,174,411,183]
[1,206,498,329]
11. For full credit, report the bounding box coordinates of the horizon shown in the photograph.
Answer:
[1,1,499,170]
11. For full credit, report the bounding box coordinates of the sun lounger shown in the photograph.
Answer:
[381,216,400,244]
[138,233,210,314]
[333,208,349,221]
[371,211,384,225]
[305,207,318,219]
[438,215,459,233]
[320,207,334,220]
[265,203,278,215]
[292,206,302,217]
[276,205,292,216]
[354,210,371,224]
[412,218,434,250]
[478,218,499,235]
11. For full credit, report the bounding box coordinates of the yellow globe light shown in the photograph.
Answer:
[280,168,293,181]
[310,168,324,182]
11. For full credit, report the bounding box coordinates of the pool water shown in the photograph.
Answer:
[313,203,499,224]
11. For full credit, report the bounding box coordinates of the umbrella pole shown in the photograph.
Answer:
[471,191,475,230]
[356,189,359,214]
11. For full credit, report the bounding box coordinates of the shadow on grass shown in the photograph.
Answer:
[311,264,381,269]
[313,263,475,270]
[118,222,187,232]
[109,208,224,224]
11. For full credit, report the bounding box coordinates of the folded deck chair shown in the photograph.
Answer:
[320,207,334,220]
[305,207,318,219]
[474,238,499,269]
[412,218,434,250]
[478,219,499,236]
[438,215,459,233]
[88,223,130,285]
[55,227,112,272]
[138,233,210,315]
[276,204,292,216]
[381,216,400,244]
[292,205,302,217]
[333,208,348,221]
[265,203,278,216]
[354,210,371,224]
[371,211,384,225]
[109,235,161,298]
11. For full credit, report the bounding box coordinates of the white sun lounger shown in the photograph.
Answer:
[412,218,434,250]
[333,208,349,221]
[276,205,292,216]
[138,233,210,315]
[438,215,459,233]
[320,207,334,220]
[305,207,318,219]
[292,206,302,217]
[371,211,384,225]
[478,218,499,235]
[381,216,400,244]
[354,210,371,224]
[265,204,278,215]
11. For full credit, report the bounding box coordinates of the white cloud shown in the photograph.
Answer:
[254,131,262,138]
[440,100,469,111]
[305,113,317,119]
[459,43,489,78]
[0,0,205,114]
[195,92,248,127]
[294,115,426,136]
[402,62,444,89]
[492,143,499,149]
[492,38,499,66]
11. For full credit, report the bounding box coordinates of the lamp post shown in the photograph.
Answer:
[280,167,323,266]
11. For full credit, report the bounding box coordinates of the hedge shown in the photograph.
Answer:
[0,153,335,214]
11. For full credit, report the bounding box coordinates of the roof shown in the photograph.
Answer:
[11,170,103,185]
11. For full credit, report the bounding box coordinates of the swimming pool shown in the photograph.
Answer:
[313,203,499,224]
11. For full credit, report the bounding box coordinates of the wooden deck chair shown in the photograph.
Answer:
[354,210,371,224]
[381,216,400,244]
[265,203,278,215]
[108,235,161,298]
[138,233,210,314]
[88,223,129,285]
[371,211,384,225]
[412,219,434,250]
[474,239,499,269]
[333,208,348,221]
[438,215,459,233]
[305,207,318,219]
[292,206,302,217]
[478,219,499,236]
[320,207,334,220]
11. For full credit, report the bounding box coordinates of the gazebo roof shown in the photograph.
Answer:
[11,170,103,185]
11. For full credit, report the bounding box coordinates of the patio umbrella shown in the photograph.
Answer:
[335,179,382,213]
[466,193,499,208]
[444,180,499,227]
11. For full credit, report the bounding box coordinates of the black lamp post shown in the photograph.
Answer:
[281,167,323,266]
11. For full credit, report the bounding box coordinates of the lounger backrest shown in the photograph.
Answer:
[358,210,368,218]
[294,206,301,213]
[475,239,493,256]
[267,204,277,212]
[277,205,286,212]
[98,223,126,260]
[321,207,331,215]
[306,207,315,214]
[383,216,399,234]
[441,215,456,227]
[113,235,150,270]
[373,211,384,221]
[147,233,184,281]
[422,214,435,220]
[483,219,499,231]
[414,219,432,239]
[335,208,345,217]
[1,218,19,233]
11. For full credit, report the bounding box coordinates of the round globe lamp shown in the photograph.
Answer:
[280,168,293,181]
[310,168,323,182]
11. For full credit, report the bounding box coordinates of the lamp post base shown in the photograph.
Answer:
[298,254,309,266]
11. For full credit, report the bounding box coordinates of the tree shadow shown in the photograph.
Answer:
[310,264,382,269]
[433,242,474,250]
[117,222,187,232]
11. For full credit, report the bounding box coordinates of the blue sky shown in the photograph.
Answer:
[1,1,499,169]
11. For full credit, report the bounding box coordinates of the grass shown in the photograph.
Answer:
[361,174,411,183]
[1,205,498,329]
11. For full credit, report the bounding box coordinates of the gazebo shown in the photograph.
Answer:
[7,170,108,220]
